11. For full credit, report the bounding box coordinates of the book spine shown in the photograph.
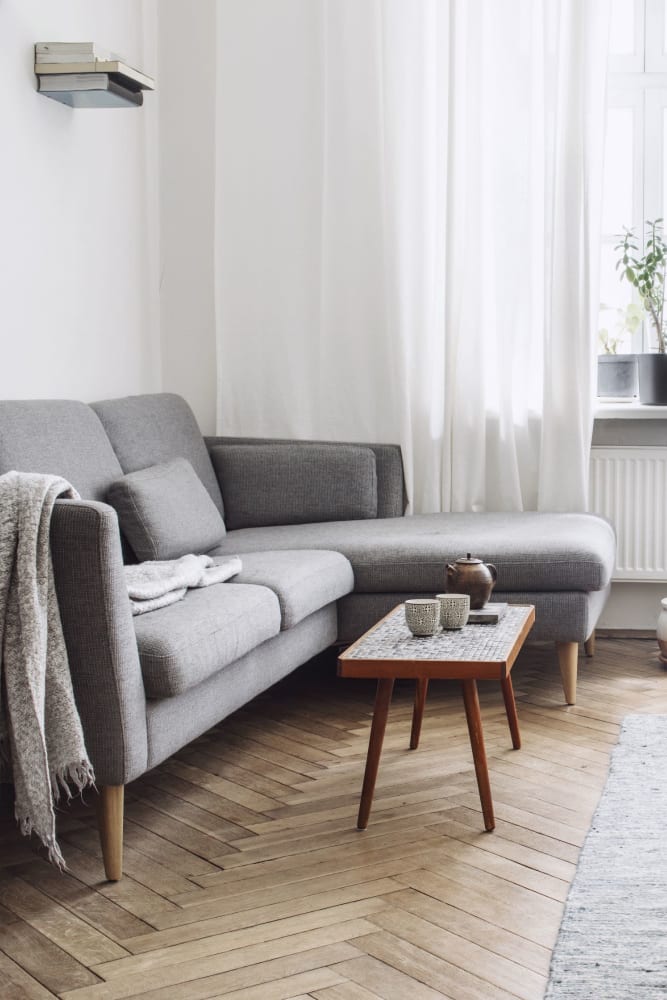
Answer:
[35,43,113,61]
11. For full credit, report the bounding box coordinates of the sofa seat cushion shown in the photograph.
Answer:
[210,549,354,629]
[212,512,615,593]
[134,583,281,698]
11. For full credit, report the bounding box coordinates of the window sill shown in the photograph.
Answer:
[595,399,667,419]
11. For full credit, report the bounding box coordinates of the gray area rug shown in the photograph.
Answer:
[545,715,667,998]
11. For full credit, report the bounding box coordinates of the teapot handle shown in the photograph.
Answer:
[446,563,456,574]
[487,563,497,581]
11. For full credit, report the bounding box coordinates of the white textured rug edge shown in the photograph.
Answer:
[545,714,667,999]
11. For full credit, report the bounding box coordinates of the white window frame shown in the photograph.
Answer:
[609,0,645,72]
[606,0,667,351]
[646,0,667,71]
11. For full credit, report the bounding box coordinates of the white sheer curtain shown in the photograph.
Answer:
[216,0,610,513]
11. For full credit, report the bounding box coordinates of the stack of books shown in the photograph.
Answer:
[35,43,155,108]
[467,603,508,625]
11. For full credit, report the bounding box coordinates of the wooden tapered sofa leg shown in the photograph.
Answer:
[584,630,596,658]
[97,785,124,881]
[556,641,579,706]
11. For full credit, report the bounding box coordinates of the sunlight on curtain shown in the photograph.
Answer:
[215,0,610,514]
[443,0,610,512]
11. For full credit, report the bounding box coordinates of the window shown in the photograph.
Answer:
[601,0,667,352]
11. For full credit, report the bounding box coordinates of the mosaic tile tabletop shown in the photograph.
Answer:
[346,604,534,663]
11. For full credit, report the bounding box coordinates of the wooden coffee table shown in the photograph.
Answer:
[338,603,535,832]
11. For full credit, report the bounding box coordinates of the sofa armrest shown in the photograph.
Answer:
[50,499,147,786]
[205,436,407,519]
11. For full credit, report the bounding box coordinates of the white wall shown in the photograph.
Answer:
[157,1,326,438]
[598,582,665,633]
[158,0,217,434]
[0,0,160,402]
[215,0,327,441]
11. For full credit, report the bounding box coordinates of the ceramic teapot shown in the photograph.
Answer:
[446,553,497,610]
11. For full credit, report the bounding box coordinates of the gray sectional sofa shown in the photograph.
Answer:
[0,392,616,879]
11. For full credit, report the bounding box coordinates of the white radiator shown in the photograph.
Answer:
[589,447,667,582]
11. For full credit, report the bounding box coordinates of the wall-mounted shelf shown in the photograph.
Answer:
[35,43,154,108]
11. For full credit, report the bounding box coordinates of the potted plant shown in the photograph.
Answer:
[616,219,667,404]
[597,305,640,398]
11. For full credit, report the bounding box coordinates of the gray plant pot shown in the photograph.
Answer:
[597,354,638,398]
[638,353,667,404]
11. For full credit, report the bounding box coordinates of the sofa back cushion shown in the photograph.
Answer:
[92,393,224,514]
[0,400,123,500]
[107,458,226,561]
[210,436,406,518]
[210,443,378,529]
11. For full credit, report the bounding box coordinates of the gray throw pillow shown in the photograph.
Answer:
[210,443,378,529]
[107,458,226,561]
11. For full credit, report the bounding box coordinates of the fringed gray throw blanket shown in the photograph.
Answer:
[0,471,95,869]
[125,554,242,615]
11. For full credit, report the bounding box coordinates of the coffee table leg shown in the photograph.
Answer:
[500,674,521,750]
[461,679,495,832]
[410,678,429,750]
[357,678,394,830]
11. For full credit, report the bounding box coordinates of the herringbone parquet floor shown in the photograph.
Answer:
[1,637,666,1000]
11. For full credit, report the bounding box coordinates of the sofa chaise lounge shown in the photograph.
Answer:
[0,393,615,879]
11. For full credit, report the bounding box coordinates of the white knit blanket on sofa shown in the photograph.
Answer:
[0,471,95,868]
[124,554,242,615]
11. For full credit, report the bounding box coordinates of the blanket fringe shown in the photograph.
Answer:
[51,760,96,802]
[3,746,95,870]
[16,812,68,871]
[16,761,94,871]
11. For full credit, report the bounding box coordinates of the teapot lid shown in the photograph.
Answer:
[456,553,482,564]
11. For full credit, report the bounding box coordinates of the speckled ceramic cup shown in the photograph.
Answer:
[404,598,441,636]
[436,593,470,629]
